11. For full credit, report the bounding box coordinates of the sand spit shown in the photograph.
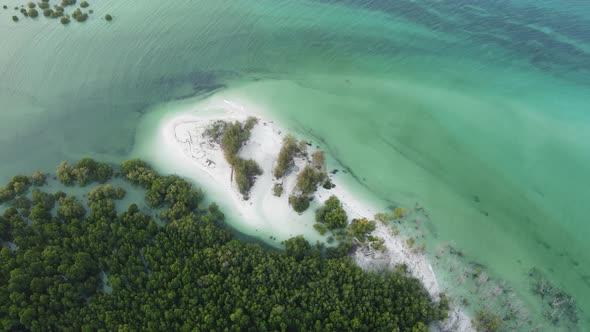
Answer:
[159,97,473,331]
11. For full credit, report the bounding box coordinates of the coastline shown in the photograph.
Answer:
[155,96,473,330]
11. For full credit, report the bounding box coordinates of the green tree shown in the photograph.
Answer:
[0,158,445,331]
[316,195,347,230]
[294,166,325,196]
[348,217,376,241]
[284,236,312,261]
[288,195,310,213]
[273,135,305,178]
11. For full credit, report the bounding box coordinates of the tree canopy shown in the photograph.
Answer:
[0,158,446,331]
[348,217,377,242]
[273,135,306,178]
[207,118,262,199]
[316,195,348,230]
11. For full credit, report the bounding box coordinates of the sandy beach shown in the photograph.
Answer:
[158,97,473,331]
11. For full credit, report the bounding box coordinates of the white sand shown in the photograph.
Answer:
[159,97,473,331]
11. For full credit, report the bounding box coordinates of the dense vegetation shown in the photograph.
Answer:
[294,165,326,195]
[0,158,447,331]
[348,217,377,242]
[289,164,327,213]
[273,135,306,179]
[272,183,283,197]
[7,0,113,25]
[0,172,46,204]
[316,195,348,230]
[206,117,262,199]
[288,194,310,213]
[56,158,113,186]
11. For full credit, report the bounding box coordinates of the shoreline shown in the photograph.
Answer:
[158,96,473,330]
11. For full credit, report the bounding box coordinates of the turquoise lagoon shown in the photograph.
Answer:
[1,0,589,329]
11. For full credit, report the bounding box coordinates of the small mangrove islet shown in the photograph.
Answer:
[6,0,108,25]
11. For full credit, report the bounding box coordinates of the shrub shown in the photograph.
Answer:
[273,135,305,178]
[393,207,405,219]
[30,171,47,186]
[60,0,76,7]
[284,236,312,261]
[234,159,262,199]
[80,1,89,8]
[272,183,283,197]
[43,8,52,17]
[215,119,262,198]
[57,196,86,221]
[88,185,126,203]
[27,2,35,9]
[244,116,258,131]
[295,166,326,196]
[473,310,501,332]
[371,237,386,252]
[204,120,226,143]
[105,14,112,21]
[12,15,18,22]
[74,158,113,184]
[222,122,241,157]
[311,151,326,170]
[322,179,335,189]
[313,223,327,235]
[375,212,394,224]
[120,159,158,187]
[120,159,148,176]
[348,218,376,241]
[38,2,49,9]
[221,121,251,164]
[56,162,74,185]
[0,189,14,203]
[56,159,113,186]
[72,8,87,22]
[60,16,70,24]
[0,176,32,201]
[51,7,64,17]
[31,189,56,210]
[289,195,310,213]
[27,8,38,18]
[316,195,347,230]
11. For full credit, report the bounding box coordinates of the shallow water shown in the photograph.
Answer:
[1,0,590,329]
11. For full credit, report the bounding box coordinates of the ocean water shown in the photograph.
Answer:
[1,0,590,329]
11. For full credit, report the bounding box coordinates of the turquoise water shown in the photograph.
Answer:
[2,0,590,329]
